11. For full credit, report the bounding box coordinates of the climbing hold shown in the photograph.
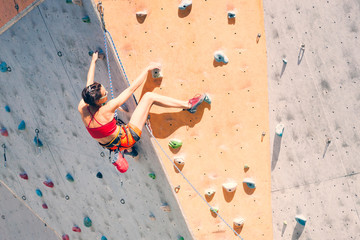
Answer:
[18,120,26,130]
[101,236,108,240]
[96,172,103,178]
[301,44,305,50]
[1,127,9,137]
[261,131,266,142]
[65,0,72,3]
[295,215,307,226]
[66,173,74,182]
[282,58,288,64]
[72,0,82,6]
[4,105,10,112]
[205,188,216,197]
[35,189,43,197]
[222,182,238,192]
[72,225,81,232]
[0,62,10,72]
[243,178,256,189]
[244,164,249,170]
[283,221,287,225]
[43,179,54,188]
[136,11,147,18]
[42,203,48,209]
[82,16,90,23]
[83,216,92,227]
[174,157,185,165]
[65,195,70,200]
[34,129,43,147]
[233,217,245,227]
[151,68,163,79]
[227,11,236,18]
[160,203,171,212]
[214,51,229,64]
[62,234,70,240]
[169,139,182,149]
[210,207,219,213]
[178,0,192,10]
[178,236,185,240]
[275,123,285,137]
[148,172,156,179]
[19,172,28,180]
[257,33,261,43]
[174,185,181,193]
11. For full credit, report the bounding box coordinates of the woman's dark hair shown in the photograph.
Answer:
[81,82,102,106]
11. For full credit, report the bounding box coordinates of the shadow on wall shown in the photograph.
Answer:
[291,223,305,240]
[271,134,282,171]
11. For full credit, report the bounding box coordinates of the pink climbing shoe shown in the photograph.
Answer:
[187,93,211,113]
[112,150,129,173]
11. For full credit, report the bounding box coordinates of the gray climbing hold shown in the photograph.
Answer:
[179,0,192,10]
[214,51,229,64]
[151,68,163,78]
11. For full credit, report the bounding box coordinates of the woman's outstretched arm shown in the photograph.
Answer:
[86,52,99,87]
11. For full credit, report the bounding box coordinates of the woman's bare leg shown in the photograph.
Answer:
[129,92,189,131]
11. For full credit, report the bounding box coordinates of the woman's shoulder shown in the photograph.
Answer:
[78,100,87,114]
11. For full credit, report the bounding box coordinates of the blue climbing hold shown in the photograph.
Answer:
[4,105,10,112]
[295,215,307,226]
[228,11,236,19]
[179,0,192,10]
[214,51,229,64]
[35,189,43,197]
[34,136,43,147]
[96,172,103,178]
[18,120,26,130]
[0,62,8,72]
[243,178,256,189]
[66,173,74,182]
[101,236,108,240]
[84,216,92,227]
[82,16,90,23]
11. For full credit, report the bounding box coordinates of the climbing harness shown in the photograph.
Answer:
[97,3,243,239]
[2,144,7,167]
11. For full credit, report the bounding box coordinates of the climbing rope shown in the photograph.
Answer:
[97,2,243,239]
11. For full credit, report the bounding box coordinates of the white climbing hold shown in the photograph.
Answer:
[210,206,219,213]
[275,123,285,137]
[174,157,185,165]
[233,218,245,227]
[136,11,147,18]
[214,50,229,64]
[295,215,307,226]
[179,0,192,10]
[152,68,163,78]
[243,178,256,189]
[205,188,216,197]
[222,182,238,192]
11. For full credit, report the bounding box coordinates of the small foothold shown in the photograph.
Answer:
[243,178,256,189]
[149,212,156,221]
[35,189,43,197]
[178,236,185,240]
[1,127,9,137]
[258,33,262,38]
[283,221,287,225]
[205,188,216,197]
[65,0,72,3]
[210,207,219,213]
[66,173,74,182]
[34,136,43,147]
[169,139,182,149]
[301,44,305,49]
[0,62,9,72]
[101,236,108,240]
[275,123,285,137]
[72,225,81,232]
[83,217,92,227]
[62,234,70,240]
[148,173,156,179]
[18,120,26,130]
[174,185,181,193]
[179,0,192,10]
[295,215,307,226]
[283,58,288,64]
[222,182,238,192]
[82,16,90,23]
[4,105,10,112]
[96,172,103,178]
[151,68,163,78]
[233,217,245,227]
[326,138,331,144]
[227,11,236,19]
[244,164,249,170]
[174,157,185,165]
[42,203,48,209]
[19,172,28,180]
[160,203,171,212]
[43,180,54,188]
[65,195,70,200]
[136,11,147,18]
[214,51,229,64]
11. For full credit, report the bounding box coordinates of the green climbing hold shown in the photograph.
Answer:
[101,236,107,240]
[66,0,72,3]
[96,172,103,178]
[178,236,185,240]
[66,173,74,182]
[84,216,92,227]
[169,139,182,149]
[18,120,26,130]
[148,173,156,179]
[82,16,90,23]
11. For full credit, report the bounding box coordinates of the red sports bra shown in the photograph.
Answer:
[86,106,117,139]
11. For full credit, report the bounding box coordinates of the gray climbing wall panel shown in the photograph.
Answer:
[264,0,360,239]
[0,0,193,239]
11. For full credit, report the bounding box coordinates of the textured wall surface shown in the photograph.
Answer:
[264,0,360,239]
[0,0,193,239]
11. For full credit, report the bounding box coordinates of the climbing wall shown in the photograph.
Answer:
[0,0,193,239]
[264,0,360,239]
[101,0,272,239]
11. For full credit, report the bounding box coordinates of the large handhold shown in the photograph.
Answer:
[243,178,256,189]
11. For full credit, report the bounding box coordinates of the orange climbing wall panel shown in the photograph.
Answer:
[0,0,37,29]
[102,0,272,239]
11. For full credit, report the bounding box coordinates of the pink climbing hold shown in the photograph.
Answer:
[19,172,28,180]
[72,226,81,232]
[62,234,70,240]
[43,180,54,188]
[42,203,48,209]
[0,127,8,137]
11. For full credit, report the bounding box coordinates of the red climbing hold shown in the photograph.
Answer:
[72,226,81,232]
[42,203,48,209]
[62,234,70,240]
[0,127,8,137]
[19,172,28,180]
[43,180,54,188]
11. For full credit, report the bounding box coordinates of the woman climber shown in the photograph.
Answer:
[78,52,210,173]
